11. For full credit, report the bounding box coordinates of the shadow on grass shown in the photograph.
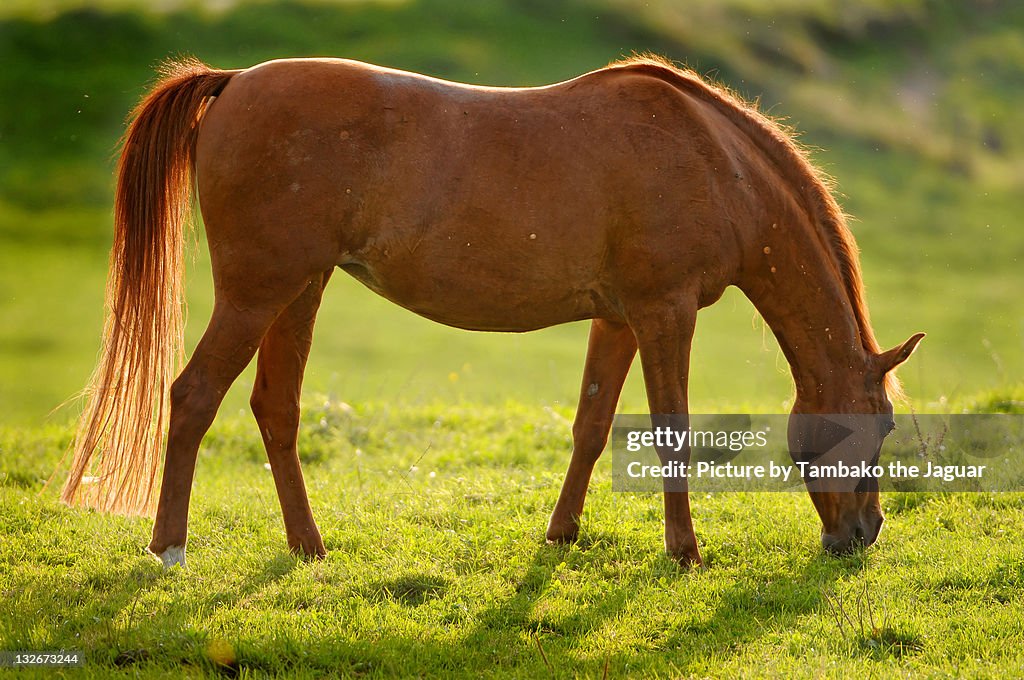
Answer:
[3,517,875,677]
[2,547,303,673]
[460,539,871,677]
[370,573,449,607]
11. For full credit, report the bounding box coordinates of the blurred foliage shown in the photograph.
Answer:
[0,0,1021,422]
[4,0,1024,212]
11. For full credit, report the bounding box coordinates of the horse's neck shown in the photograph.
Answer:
[739,216,868,407]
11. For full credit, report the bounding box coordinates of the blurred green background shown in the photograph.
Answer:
[0,0,1021,424]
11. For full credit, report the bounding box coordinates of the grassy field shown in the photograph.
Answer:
[2,396,1024,677]
[1,0,1023,677]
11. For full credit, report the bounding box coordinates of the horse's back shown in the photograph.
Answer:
[195,59,747,329]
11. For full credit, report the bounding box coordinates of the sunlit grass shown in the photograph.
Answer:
[2,396,1023,677]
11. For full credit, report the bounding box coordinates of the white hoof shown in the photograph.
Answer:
[155,545,186,568]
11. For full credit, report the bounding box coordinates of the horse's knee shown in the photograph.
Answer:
[571,420,611,462]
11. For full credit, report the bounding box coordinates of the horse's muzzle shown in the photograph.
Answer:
[821,512,884,555]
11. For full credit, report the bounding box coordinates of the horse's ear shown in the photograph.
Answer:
[874,332,925,375]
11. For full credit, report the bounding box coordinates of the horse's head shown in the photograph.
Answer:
[790,332,925,555]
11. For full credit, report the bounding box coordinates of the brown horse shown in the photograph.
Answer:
[62,55,923,568]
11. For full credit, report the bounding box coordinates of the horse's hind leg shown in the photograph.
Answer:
[249,270,333,559]
[546,319,637,543]
[148,286,304,567]
[631,299,702,567]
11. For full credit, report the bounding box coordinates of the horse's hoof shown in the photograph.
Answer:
[545,528,579,544]
[545,517,580,544]
[667,549,703,569]
[289,542,327,561]
[152,545,186,568]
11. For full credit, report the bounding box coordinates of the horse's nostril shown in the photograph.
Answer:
[862,514,884,547]
[854,525,865,542]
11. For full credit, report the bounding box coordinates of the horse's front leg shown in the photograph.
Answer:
[631,299,702,567]
[547,319,637,543]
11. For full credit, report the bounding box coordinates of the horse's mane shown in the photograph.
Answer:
[606,55,901,399]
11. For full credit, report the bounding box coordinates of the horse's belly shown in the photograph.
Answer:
[338,256,610,332]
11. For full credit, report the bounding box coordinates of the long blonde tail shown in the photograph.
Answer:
[62,59,236,515]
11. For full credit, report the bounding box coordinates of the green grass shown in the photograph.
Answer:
[2,397,1023,678]
[2,2,1023,675]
